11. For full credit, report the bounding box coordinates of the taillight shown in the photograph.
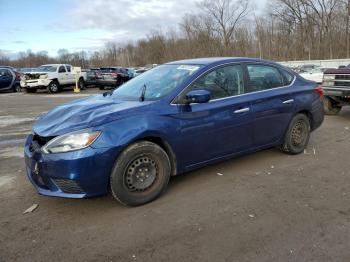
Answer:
[15,72,21,81]
[315,85,324,98]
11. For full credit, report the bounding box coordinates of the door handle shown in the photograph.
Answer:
[282,99,294,104]
[234,107,250,114]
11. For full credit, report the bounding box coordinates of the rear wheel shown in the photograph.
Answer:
[12,84,21,92]
[280,114,311,155]
[110,141,171,206]
[48,81,60,94]
[323,96,342,115]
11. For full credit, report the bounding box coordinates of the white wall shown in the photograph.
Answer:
[279,59,350,68]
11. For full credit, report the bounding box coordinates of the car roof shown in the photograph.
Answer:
[41,64,70,66]
[166,57,279,66]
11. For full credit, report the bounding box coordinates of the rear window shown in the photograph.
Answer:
[281,69,295,85]
[247,64,284,91]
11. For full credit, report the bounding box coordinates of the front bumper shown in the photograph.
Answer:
[24,134,120,198]
[21,79,51,88]
[323,87,350,97]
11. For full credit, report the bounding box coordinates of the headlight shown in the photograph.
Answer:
[40,74,48,79]
[323,75,335,81]
[42,130,101,154]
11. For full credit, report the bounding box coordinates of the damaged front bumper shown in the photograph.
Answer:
[20,79,51,89]
[24,134,120,198]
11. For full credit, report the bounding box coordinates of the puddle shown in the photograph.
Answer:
[0,116,36,128]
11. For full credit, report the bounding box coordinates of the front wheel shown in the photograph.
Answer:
[323,97,342,115]
[280,114,311,155]
[47,81,60,94]
[110,141,171,206]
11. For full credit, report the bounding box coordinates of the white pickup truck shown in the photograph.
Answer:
[20,64,87,93]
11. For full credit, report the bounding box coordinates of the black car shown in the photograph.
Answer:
[97,67,130,90]
[0,66,21,92]
[83,68,100,87]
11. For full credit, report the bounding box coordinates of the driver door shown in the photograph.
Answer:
[0,69,13,89]
[171,64,254,169]
[58,65,67,84]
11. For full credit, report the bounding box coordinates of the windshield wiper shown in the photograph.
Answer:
[139,84,147,102]
[103,88,115,97]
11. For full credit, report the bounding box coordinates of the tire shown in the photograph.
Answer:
[47,81,60,94]
[25,88,36,93]
[12,84,21,93]
[323,96,342,115]
[110,141,171,206]
[280,113,311,155]
[99,85,105,90]
[78,78,86,90]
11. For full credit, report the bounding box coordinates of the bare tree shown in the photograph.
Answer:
[198,0,250,50]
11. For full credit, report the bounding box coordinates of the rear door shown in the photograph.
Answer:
[245,63,295,147]
[172,64,254,168]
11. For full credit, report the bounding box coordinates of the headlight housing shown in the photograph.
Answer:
[323,75,335,81]
[42,130,101,154]
[40,74,48,79]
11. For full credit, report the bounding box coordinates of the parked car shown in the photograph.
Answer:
[20,64,87,94]
[83,68,100,87]
[24,57,324,206]
[322,67,350,114]
[299,67,324,83]
[97,67,130,90]
[0,66,22,92]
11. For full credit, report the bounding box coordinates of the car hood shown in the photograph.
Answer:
[33,95,153,137]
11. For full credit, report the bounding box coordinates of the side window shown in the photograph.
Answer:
[281,69,295,85]
[0,69,6,77]
[187,65,244,100]
[66,65,71,72]
[247,65,284,92]
[58,66,66,73]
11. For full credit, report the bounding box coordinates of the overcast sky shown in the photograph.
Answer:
[0,0,266,58]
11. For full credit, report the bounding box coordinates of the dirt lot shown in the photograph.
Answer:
[0,89,350,262]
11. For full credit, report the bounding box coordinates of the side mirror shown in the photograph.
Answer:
[185,89,211,104]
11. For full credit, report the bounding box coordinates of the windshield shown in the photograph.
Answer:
[37,66,57,72]
[112,64,202,101]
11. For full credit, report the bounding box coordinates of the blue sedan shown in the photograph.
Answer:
[24,58,324,206]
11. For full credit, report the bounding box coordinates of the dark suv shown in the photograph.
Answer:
[97,67,130,90]
[0,66,21,92]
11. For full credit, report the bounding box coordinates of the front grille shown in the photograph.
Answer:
[335,75,350,80]
[335,81,350,87]
[52,178,84,194]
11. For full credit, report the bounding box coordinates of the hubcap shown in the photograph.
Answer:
[51,84,58,92]
[125,156,157,192]
[291,120,307,146]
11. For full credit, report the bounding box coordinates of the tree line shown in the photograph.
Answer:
[1,0,349,68]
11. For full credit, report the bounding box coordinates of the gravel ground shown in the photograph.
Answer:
[0,89,350,262]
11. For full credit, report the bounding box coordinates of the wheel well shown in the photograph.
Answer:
[297,110,313,129]
[135,137,177,176]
